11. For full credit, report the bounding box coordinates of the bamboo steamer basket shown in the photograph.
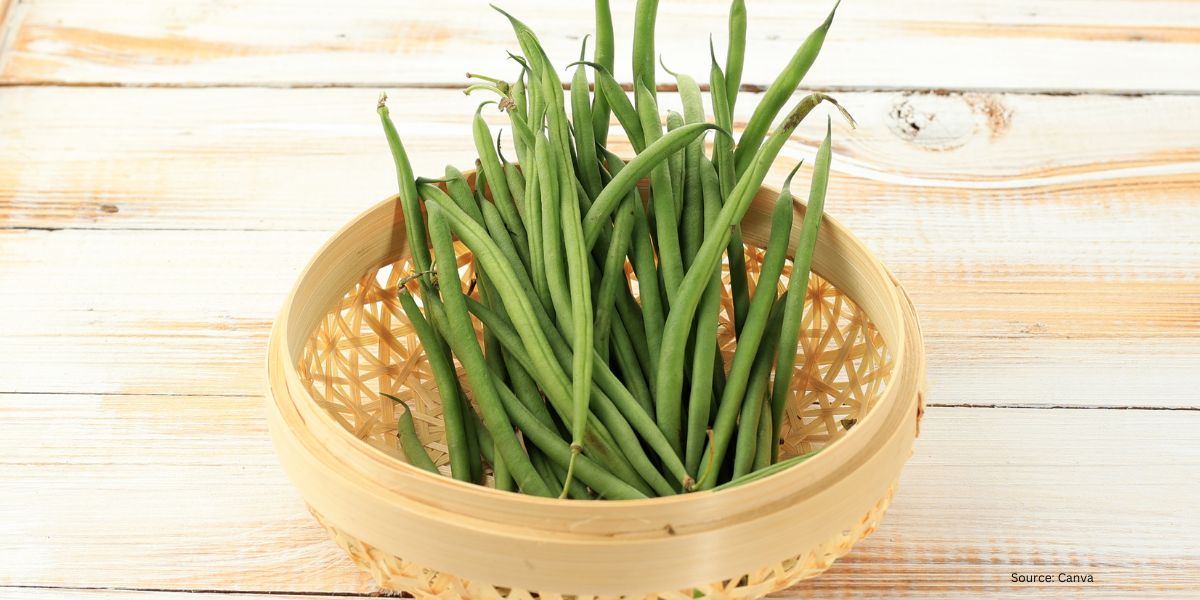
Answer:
[265,171,926,599]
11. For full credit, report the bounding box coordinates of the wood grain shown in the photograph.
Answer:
[1,0,1198,92]
[1,1,1197,596]
[1,88,1196,408]
[1,396,1196,596]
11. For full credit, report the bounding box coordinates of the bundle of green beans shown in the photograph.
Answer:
[377,0,852,499]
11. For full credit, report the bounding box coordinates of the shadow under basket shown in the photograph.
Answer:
[265,179,927,599]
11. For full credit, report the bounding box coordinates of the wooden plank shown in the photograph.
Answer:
[0,393,374,594]
[5,87,1200,237]
[1,227,1196,408]
[1,397,1196,595]
[1,87,1196,407]
[1,0,1198,92]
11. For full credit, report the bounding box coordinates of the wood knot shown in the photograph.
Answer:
[888,92,1012,151]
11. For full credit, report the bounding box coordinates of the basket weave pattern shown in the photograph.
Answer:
[298,246,891,468]
[292,243,895,597]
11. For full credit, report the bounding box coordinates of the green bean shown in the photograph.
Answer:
[753,397,773,471]
[493,8,546,123]
[500,345,555,428]
[462,392,485,483]
[724,0,747,113]
[529,133,557,316]
[553,114,597,500]
[613,289,653,382]
[663,60,705,232]
[377,94,431,277]
[679,119,703,268]
[473,102,530,256]
[581,122,721,248]
[634,82,686,316]
[549,452,593,500]
[480,201,539,308]
[530,447,563,491]
[421,184,652,493]
[609,315,654,417]
[732,2,838,177]
[465,296,690,492]
[771,119,832,461]
[511,67,528,122]
[571,61,645,151]
[425,204,553,497]
[665,110,685,224]
[383,394,439,474]
[540,147,573,331]
[599,149,666,387]
[443,165,486,226]
[710,449,819,492]
[491,372,646,499]
[724,297,782,480]
[685,158,725,474]
[702,164,797,488]
[493,441,515,492]
[591,0,615,147]
[501,151,527,221]
[632,0,660,105]
[504,101,537,165]
[733,304,786,478]
[571,39,603,200]
[708,40,750,334]
[652,94,846,457]
[592,190,636,361]
[396,291,474,482]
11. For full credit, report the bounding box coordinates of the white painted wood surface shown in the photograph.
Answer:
[2,0,1199,92]
[0,0,1197,597]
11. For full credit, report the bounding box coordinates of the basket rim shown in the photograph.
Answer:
[266,179,922,513]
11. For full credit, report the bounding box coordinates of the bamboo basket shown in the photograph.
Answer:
[265,174,926,599]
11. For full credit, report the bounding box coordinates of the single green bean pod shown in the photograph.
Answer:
[383,394,439,474]
[771,119,833,461]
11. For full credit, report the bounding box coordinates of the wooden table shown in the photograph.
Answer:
[2,1,1197,597]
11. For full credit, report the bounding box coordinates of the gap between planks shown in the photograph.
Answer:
[0,80,1187,97]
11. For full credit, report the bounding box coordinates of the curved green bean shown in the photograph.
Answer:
[771,119,832,461]
[709,40,750,334]
[396,291,474,482]
[420,184,654,494]
[383,394,440,474]
[652,94,843,473]
[592,190,636,361]
[685,157,725,474]
[571,41,603,200]
[491,370,646,500]
[632,0,660,105]
[582,122,722,248]
[732,304,786,478]
[465,296,691,491]
[570,61,645,151]
[724,0,747,113]
[377,94,431,277]
[702,164,799,488]
[473,102,529,254]
[591,0,615,146]
[426,204,552,497]
[732,2,838,177]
